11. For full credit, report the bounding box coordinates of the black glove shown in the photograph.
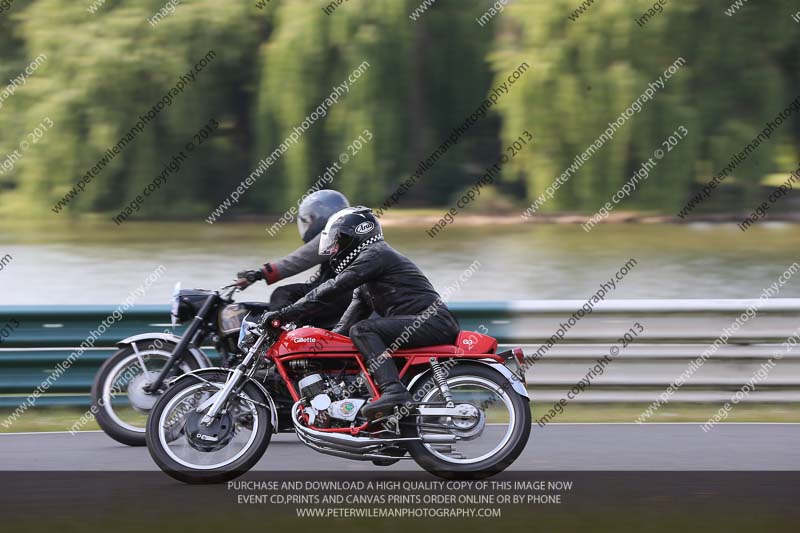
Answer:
[236,268,264,288]
[260,311,283,329]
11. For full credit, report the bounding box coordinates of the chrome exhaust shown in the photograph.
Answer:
[290,401,456,459]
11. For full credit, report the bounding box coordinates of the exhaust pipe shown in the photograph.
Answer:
[291,401,456,455]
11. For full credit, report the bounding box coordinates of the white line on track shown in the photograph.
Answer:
[1,422,799,437]
[540,422,800,425]
[0,430,104,436]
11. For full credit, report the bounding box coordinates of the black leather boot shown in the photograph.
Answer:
[361,359,412,421]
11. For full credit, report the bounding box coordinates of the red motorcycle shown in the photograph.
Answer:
[146,314,531,483]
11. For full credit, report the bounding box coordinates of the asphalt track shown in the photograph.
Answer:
[1,423,798,471]
[2,424,800,533]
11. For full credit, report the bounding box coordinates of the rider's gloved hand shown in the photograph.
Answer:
[261,311,283,329]
[236,267,265,288]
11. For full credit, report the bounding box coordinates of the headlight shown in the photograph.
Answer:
[237,314,259,351]
[170,282,181,326]
[219,304,248,335]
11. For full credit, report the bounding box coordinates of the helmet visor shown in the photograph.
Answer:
[320,225,340,255]
[297,214,312,241]
[318,207,357,255]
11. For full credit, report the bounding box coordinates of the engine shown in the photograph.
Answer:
[297,372,369,428]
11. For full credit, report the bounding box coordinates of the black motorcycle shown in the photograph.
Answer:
[90,283,293,446]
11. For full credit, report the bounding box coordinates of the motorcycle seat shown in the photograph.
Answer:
[393,331,497,356]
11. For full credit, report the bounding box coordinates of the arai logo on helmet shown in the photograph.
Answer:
[355,221,374,235]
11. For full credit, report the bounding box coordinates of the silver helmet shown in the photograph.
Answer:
[297,190,350,243]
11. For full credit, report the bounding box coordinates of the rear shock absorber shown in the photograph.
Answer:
[429,358,454,407]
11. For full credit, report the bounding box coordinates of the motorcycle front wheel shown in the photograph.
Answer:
[403,364,531,479]
[146,370,273,484]
[90,341,201,446]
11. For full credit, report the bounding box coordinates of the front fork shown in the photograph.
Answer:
[199,366,245,425]
[144,295,216,393]
[198,331,270,426]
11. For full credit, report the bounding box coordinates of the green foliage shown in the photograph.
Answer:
[1,0,262,216]
[491,0,799,212]
[0,0,797,218]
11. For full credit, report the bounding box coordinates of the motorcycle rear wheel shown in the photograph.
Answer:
[403,364,531,479]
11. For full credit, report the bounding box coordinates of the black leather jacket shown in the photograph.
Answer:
[276,241,457,333]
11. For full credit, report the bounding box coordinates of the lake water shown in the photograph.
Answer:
[0,219,798,305]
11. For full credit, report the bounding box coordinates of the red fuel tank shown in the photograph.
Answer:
[270,327,357,356]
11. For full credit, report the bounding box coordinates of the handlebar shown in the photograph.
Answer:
[218,283,241,299]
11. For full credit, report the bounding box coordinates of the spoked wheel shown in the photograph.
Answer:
[146,371,272,484]
[91,341,200,446]
[403,364,531,479]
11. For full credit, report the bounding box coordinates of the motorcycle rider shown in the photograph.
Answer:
[236,189,352,329]
[263,206,460,421]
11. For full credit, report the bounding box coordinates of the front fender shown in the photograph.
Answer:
[116,332,212,369]
[170,368,279,433]
[406,359,530,401]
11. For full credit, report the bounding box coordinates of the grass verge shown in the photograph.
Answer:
[530,402,800,424]
[2,403,799,433]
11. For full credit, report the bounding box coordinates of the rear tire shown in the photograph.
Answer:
[91,342,201,446]
[403,364,531,479]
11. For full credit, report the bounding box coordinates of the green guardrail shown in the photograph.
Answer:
[0,304,514,408]
[3,300,800,408]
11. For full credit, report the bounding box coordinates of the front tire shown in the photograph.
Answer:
[91,341,201,446]
[146,371,273,484]
[403,364,531,479]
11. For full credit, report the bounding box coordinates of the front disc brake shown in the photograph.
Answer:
[184,411,236,452]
